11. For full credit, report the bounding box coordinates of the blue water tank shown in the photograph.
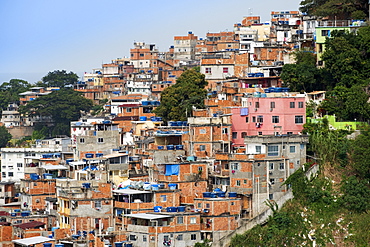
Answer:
[203,192,211,198]
[264,89,270,93]
[10,213,16,217]
[114,243,123,247]
[182,121,188,126]
[55,244,64,247]
[21,211,31,217]
[176,121,183,126]
[169,121,178,126]
[85,153,94,158]
[150,116,157,121]
[142,101,149,106]
[178,206,186,212]
[175,145,183,150]
[218,192,226,197]
[43,243,52,247]
[151,184,159,191]
[156,117,162,121]
[30,173,39,180]
[228,192,237,197]
[210,193,218,198]
[168,184,177,190]
[248,73,255,77]
[167,145,174,150]
[139,116,147,121]
[124,244,133,247]
[158,146,164,150]
[102,120,111,124]
[154,206,163,212]
[82,183,91,189]
[261,93,267,98]
[96,153,103,158]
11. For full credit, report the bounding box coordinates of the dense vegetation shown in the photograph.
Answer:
[20,88,93,136]
[153,67,208,121]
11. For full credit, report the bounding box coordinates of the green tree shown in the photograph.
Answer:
[0,79,31,112]
[153,68,208,121]
[20,88,93,136]
[351,126,370,179]
[340,176,370,212]
[281,50,321,92]
[299,0,368,19]
[41,70,79,88]
[0,125,12,147]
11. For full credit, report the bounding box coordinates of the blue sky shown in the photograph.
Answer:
[0,0,300,84]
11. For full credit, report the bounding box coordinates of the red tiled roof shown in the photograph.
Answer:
[0,211,10,216]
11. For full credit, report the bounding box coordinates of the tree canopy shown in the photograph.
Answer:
[40,70,79,88]
[281,50,321,92]
[153,68,208,121]
[0,125,12,148]
[299,0,368,19]
[318,27,370,121]
[0,79,31,112]
[20,88,93,136]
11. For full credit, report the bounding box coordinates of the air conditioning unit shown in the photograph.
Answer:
[270,108,273,111]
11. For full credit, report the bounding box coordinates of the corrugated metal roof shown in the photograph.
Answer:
[124,213,173,220]
[12,236,54,246]
[14,221,45,229]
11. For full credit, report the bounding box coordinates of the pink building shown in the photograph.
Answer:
[231,93,306,147]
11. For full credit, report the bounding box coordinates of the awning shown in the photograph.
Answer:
[12,236,54,246]
[41,165,68,170]
[103,153,128,159]
[112,189,151,195]
[124,213,173,220]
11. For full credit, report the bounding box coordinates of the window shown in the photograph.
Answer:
[287,132,293,135]
[205,68,212,74]
[205,203,210,208]
[161,195,167,202]
[270,178,275,185]
[94,201,101,208]
[177,216,184,224]
[252,116,256,122]
[97,138,104,143]
[236,180,241,186]
[241,132,247,138]
[197,203,202,208]
[279,162,285,170]
[190,217,196,224]
[129,235,136,241]
[199,129,206,134]
[269,194,274,200]
[198,166,203,172]
[199,145,206,151]
[272,116,279,123]
[177,235,183,240]
[257,116,263,123]
[139,53,144,57]
[245,117,249,123]
[290,146,296,153]
[143,236,147,242]
[232,132,237,139]
[79,138,85,143]
[321,30,330,36]
[290,102,295,108]
[258,131,263,135]
[295,115,304,124]
[8,172,13,177]
[231,163,239,170]
[268,145,279,156]
[191,234,197,240]
[126,108,132,113]
[223,67,229,73]
[255,102,260,108]
[298,102,304,108]
[222,128,228,134]
[269,163,274,170]
[2,172,5,178]
[244,179,247,184]
[255,146,261,154]
[270,102,275,108]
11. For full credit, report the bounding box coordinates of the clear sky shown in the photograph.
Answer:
[0,0,300,84]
